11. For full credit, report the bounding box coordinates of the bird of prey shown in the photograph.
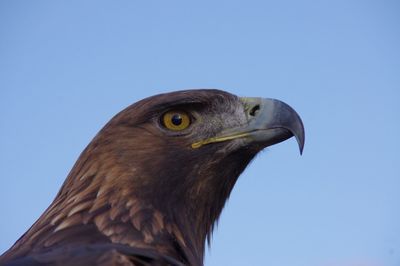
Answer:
[0,89,305,266]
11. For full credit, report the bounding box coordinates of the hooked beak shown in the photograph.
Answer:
[242,97,305,154]
[192,97,305,154]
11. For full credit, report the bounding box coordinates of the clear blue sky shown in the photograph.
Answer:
[1,1,399,266]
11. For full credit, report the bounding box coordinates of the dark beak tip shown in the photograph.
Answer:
[274,99,305,156]
[290,120,305,156]
[299,135,305,155]
[296,128,305,155]
[293,112,305,156]
[299,142,304,155]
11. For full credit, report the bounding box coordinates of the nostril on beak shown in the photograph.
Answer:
[249,105,260,117]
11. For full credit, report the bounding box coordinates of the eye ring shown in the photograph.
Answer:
[162,110,191,131]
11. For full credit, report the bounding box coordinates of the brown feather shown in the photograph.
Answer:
[0,89,302,266]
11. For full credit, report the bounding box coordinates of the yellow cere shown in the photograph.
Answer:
[163,110,191,131]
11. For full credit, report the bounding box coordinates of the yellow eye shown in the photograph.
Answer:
[162,111,191,131]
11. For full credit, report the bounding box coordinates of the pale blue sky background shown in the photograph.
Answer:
[1,1,399,266]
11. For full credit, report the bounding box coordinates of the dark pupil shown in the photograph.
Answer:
[171,114,182,126]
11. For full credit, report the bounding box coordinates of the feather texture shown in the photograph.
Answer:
[0,89,304,266]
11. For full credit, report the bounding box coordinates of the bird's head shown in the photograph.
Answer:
[75,89,304,247]
[11,89,304,265]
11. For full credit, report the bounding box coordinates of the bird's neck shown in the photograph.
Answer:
[87,187,211,266]
[7,143,253,266]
